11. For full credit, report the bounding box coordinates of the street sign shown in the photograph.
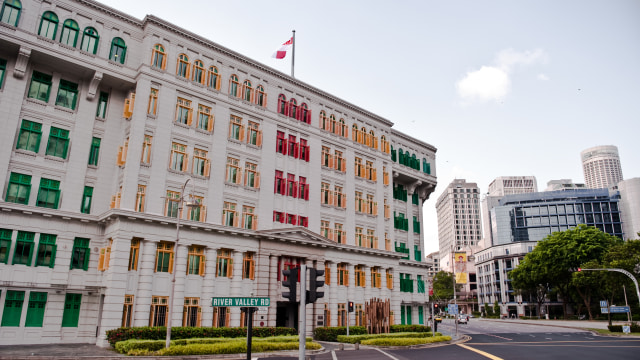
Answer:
[609,306,630,313]
[601,308,609,314]
[448,304,459,315]
[600,300,609,308]
[211,297,270,307]
[256,307,268,314]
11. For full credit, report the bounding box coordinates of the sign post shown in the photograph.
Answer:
[211,297,270,360]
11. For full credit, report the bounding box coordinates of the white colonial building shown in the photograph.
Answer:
[0,0,437,346]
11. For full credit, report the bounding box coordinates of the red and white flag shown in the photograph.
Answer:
[272,37,293,59]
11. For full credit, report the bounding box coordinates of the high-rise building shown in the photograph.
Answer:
[0,0,437,346]
[481,176,537,248]
[435,179,480,314]
[581,145,624,189]
[544,179,586,192]
[617,178,640,239]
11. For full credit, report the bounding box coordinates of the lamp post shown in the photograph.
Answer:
[579,268,640,309]
[166,178,194,349]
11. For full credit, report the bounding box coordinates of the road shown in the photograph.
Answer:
[265,319,640,360]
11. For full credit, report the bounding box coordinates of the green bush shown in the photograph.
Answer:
[390,324,430,333]
[608,323,640,333]
[115,339,167,354]
[361,336,451,346]
[337,332,435,344]
[313,326,367,341]
[105,326,296,347]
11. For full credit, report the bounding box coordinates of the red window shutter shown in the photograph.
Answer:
[305,185,309,200]
[273,211,277,222]
[305,145,310,162]
[280,212,285,223]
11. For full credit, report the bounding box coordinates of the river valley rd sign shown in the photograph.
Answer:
[211,297,270,307]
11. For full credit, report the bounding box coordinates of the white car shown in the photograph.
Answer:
[456,315,468,324]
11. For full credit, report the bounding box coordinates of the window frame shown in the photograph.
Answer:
[96,92,108,119]
[25,291,47,327]
[216,249,233,278]
[36,178,60,209]
[5,172,31,205]
[27,71,52,102]
[12,230,34,266]
[187,246,205,276]
[109,37,126,64]
[151,44,166,70]
[80,27,99,54]
[1,290,25,327]
[155,241,174,273]
[88,137,101,166]
[55,79,78,109]
[0,0,21,27]
[38,11,58,39]
[70,237,90,270]
[0,228,12,264]
[45,126,70,159]
[59,19,79,47]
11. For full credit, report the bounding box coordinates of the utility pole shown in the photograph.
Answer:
[298,264,306,360]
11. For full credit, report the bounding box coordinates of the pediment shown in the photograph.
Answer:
[256,227,336,245]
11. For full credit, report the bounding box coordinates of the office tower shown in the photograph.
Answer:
[581,145,624,189]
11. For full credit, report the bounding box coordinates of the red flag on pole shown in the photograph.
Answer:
[272,37,293,59]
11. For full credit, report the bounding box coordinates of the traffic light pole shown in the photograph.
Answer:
[299,264,307,360]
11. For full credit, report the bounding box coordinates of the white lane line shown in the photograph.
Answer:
[331,350,338,360]
[373,347,401,360]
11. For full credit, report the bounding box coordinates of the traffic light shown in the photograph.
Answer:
[282,267,298,303]
[348,301,354,312]
[434,303,439,311]
[306,268,325,304]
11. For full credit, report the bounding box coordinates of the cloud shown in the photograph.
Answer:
[537,73,550,81]
[456,48,548,104]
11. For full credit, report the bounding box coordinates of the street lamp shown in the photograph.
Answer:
[166,178,197,348]
[578,268,640,309]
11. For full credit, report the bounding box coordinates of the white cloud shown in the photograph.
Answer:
[456,48,549,104]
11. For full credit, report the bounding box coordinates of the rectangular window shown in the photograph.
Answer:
[27,71,52,102]
[197,104,213,131]
[187,246,205,276]
[170,142,188,172]
[228,115,244,141]
[355,304,365,326]
[355,265,365,287]
[88,137,101,166]
[242,205,257,230]
[223,202,238,227]
[135,185,146,212]
[155,242,174,273]
[335,150,345,172]
[216,249,233,278]
[141,135,152,164]
[183,298,201,327]
[192,148,210,177]
[243,252,255,280]
[70,237,90,270]
[36,233,57,268]
[150,296,168,327]
[337,303,346,326]
[165,190,180,218]
[321,146,331,167]
[287,173,297,198]
[0,58,6,89]
[0,228,11,264]
[225,157,241,184]
[288,135,297,157]
[16,119,42,153]
[98,241,111,271]
[80,186,93,214]
[212,307,230,328]
[244,162,260,188]
[1,290,25,327]
[122,295,134,327]
[338,263,349,286]
[321,220,331,239]
[12,231,35,266]
[386,269,393,289]
[5,172,31,204]
[355,227,364,247]
[371,267,381,288]
[188,196,205,222]
[274,170,286,195]
[276,131,287,155]
[36,178,60,209]
[175,97,192,125]
[55,79,78,109]
[335,223,345,244]
[61,293,82,327]
[96,92,108,118]
[128,239,140,271]
[299,139,310,162]
[355,157,364,178]
[147,88,158,115]
[299,177,309,201]
[25,292,47,327]
[45,127,70,159]
[247,121,262,146]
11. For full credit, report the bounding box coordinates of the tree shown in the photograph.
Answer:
[510,225,622,318]
[432,271,461,302]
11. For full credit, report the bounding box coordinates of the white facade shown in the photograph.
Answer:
[581,145,624,189]
[0,0,437,346]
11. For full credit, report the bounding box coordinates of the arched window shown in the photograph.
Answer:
[0,0,21,26]
[38,11,58,40]
[398,148,404,164]
[300,103,309,123]
[352,124,359,141]
[278,94,287,115]
[229,74,240,97]
[243,80,252,102]
[255,85,266,107]
[339,119,347,137]
[359,127,366,144]
[60,19,79,47]
[80,27,99,54]
[176,54,189,78]
[289,98,297,119]
[207,65,219,90]
[151,44,166,69]
[319,111,327,128]
[109,37,126,64]
[412,154,418,170]
[192,60,204,84]
[329,114,336,133]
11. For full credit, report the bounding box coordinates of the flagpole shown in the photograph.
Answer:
[291,30,295,77]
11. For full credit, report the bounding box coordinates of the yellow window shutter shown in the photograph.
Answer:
[182,156,189,172]
[105,247,111,269]
[98,248,105,271]
[233,213,239,227]
[225,166,230,182]
[256,131,263,146]
[169,252,174,274]
[252,215,258,230]
[228,259,234,278]
[254,173,260,188]
[225,311,230,326]
[239,125,245,142]
[200,206,207,222]
[187,109,193,126]
[207,116,214,132]
[182,307,187,327]
[236,169,243,185]
[197,307,202,326]
[372,168,377,181]
[204,159,211,177]
[199,255,206,276]
[110,196,116,209]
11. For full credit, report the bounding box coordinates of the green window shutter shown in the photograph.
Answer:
[0,228,12,264]
[400,305,405,325]
[36,234,57,268]
[6,172,32,204]
[25,292,48,327]
[27,71,52,102]
[418,306,424,325]
[96,92,108,118]
[406,306,412,325]
[12,231,35,265]
[36,178,61,209]
[88,137,101,166]
[80,186,93,214]
[1,290,25,326]
[61,293,82,327]
[70,237,90,270]
[0,58,6,89]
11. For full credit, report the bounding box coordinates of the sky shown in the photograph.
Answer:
[98,0,640,255]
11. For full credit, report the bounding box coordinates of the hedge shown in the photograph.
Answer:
[337,332,439,344]
[607,323,640,333]
[118,339,321,356]
[314,326,368,341]
[390,325,431,333]
[105,326,296,347]
[361,336,451,346]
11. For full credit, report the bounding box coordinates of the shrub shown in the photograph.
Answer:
[390,324,430,333]
[105,326,296,347]
[361,335,451,346]
[608,323,640,333]
[313,326,367,341]
[337,332,435,344]
[115,339,166,354]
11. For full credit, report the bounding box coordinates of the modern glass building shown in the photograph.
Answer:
[490,189,622,245]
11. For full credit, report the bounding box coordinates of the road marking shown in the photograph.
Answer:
[483,333,513,341]
[458,344,504,360]
[331,350,338,360]
[373,347,401,360]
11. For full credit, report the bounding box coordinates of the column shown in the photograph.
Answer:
[169,244,188,327]
[230,250,244,326]
[267,255,278,327]
[201,247,217,326]
[133,239,156,327]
